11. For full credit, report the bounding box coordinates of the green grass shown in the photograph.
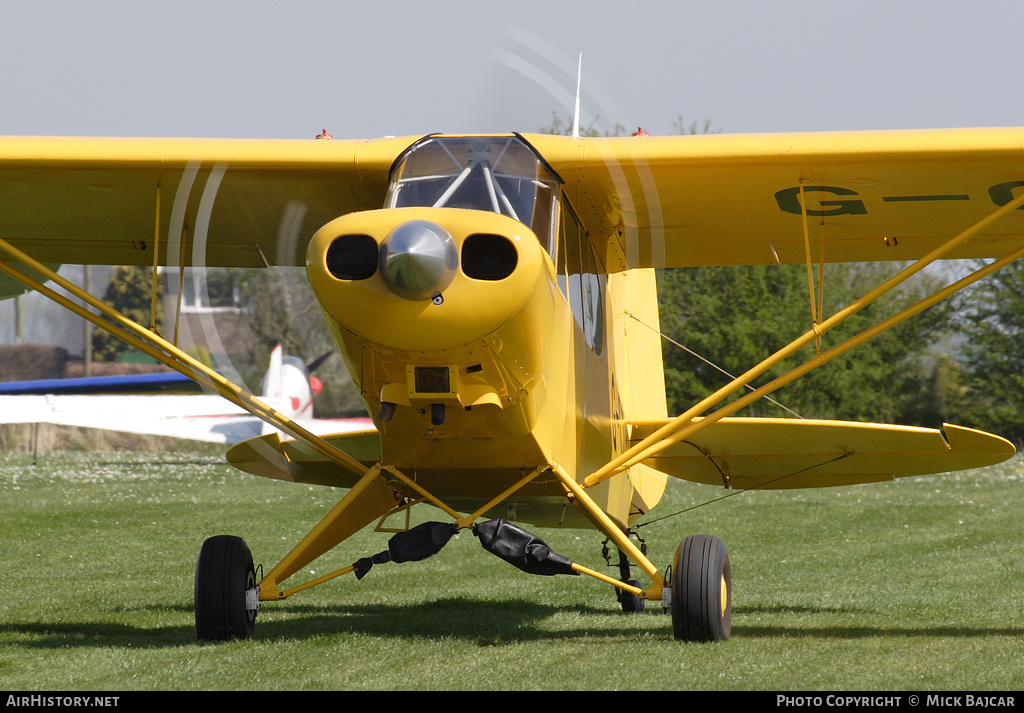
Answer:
[1,448,1022,690]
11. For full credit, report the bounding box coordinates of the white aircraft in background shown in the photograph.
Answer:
[0,344,372,444]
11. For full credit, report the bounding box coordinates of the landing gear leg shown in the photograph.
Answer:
[614,548,645,613]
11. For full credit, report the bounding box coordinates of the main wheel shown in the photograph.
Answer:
[670,534,731,642]
[195,535,258,641]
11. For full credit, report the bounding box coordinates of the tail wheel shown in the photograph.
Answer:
[670,534,731,642]
[195,535,258,641]
[617,579,646,613]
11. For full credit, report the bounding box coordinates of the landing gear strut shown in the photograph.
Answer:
[612,548,645,613]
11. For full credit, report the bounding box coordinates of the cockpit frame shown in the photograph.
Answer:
[386,135,562,260]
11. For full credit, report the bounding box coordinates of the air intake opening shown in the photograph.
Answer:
[326,234,378,280]
[414,366,451,394]
[461,234,518,281]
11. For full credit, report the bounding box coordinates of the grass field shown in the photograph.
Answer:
[1,445,1021,691]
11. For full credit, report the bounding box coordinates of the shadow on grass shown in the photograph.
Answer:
[258,598,649,644]
[1,597,649,650]
[4,598,1022,649]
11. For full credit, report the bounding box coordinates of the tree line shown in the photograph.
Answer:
[656,261,1022,441]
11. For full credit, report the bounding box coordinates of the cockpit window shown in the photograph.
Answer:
[386,136,561,258]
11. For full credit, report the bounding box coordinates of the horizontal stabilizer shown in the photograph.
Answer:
[628,418,1015,490]
[225,427,380,487]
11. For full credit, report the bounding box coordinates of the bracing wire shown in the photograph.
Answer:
[634,452,853,529]
[625,311,804,419]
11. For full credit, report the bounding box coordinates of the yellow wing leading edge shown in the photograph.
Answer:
[2,128,1023,271]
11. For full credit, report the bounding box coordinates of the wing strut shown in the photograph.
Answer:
[584,186,1024,490]
[0,237,369,479]
[799,183,827,353]
[172,224,189,346]
[150,182,161,331]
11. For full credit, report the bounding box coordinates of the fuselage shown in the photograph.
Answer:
[305,135,667,529]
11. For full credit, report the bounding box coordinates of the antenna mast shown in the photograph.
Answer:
[571,53,582,139]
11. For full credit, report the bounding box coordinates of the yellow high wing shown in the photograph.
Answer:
[3,128,1022,268]
[526,127,1024,268]
[0,135,414,267]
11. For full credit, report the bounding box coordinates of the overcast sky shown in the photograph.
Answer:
[2,1,1023,140]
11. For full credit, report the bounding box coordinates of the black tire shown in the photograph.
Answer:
[195,535,258,641]
[618,579,646,613]
[670,534,731,642]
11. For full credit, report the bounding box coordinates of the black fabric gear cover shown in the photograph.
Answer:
[473,518,578,576]
[353,521,458,580]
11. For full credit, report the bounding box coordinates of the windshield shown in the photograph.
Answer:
[386,136,560,257]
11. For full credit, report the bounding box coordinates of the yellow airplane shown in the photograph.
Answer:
[0,129,1021,643]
